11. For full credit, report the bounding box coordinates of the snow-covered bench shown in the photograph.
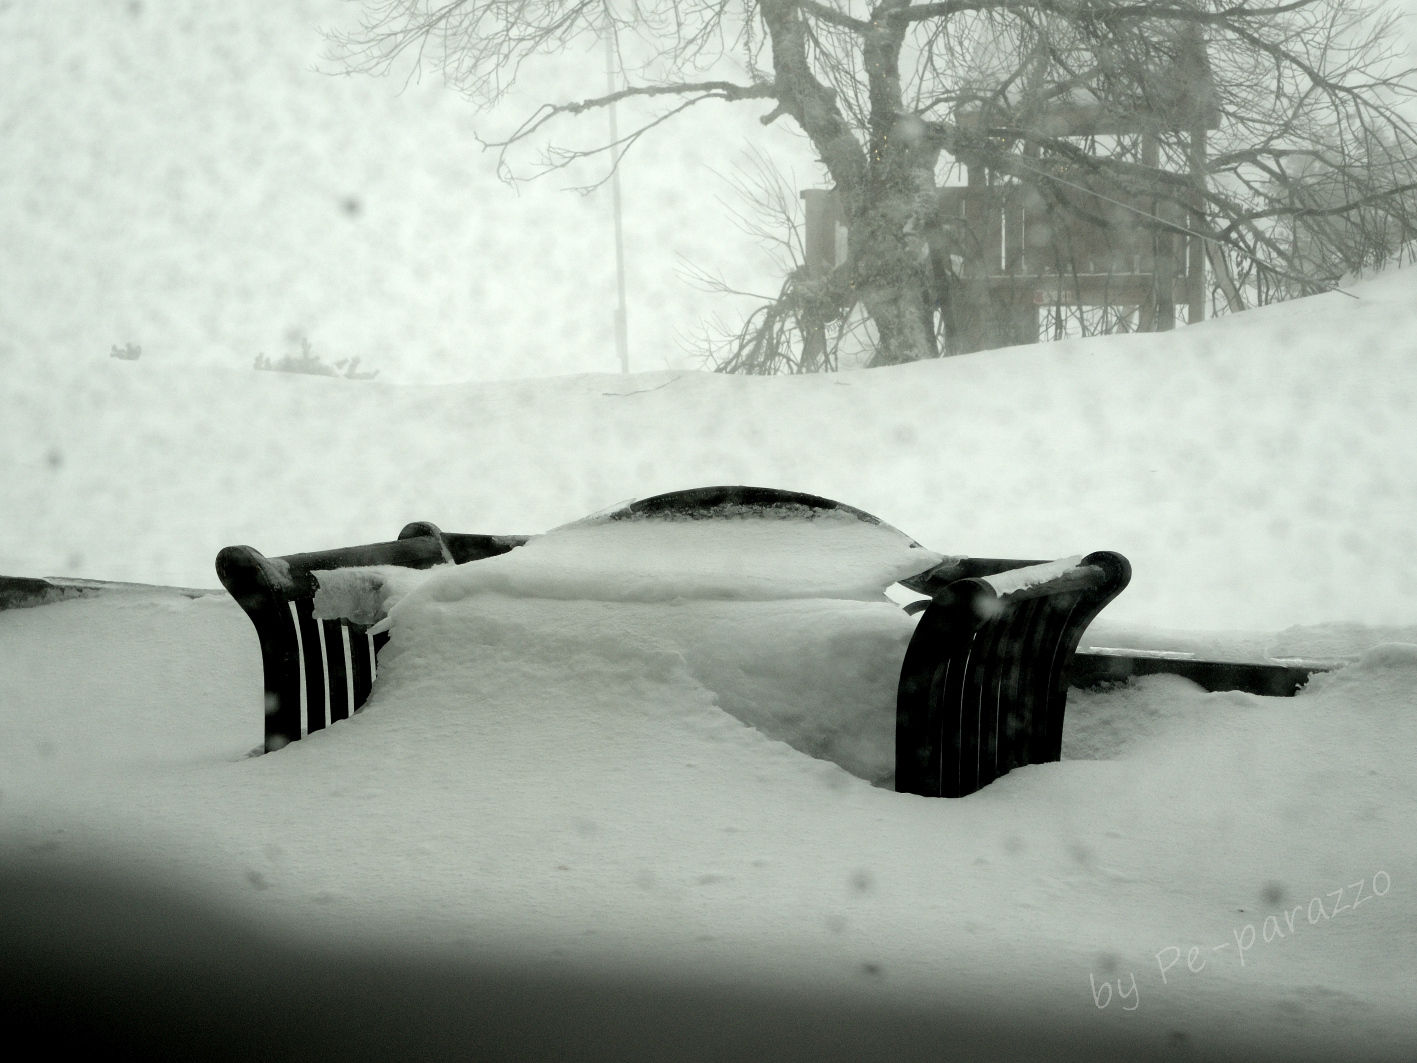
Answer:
[216,523,530,751]
[216,494,1129,799]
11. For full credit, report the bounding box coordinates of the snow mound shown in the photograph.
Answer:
[1299,641,1417,705]
[381,512,942,624]
[308,514,932,785]
[375,591,915,785]
[1266,622,1417,661]
[656,599,914,786]
[311,565,444,627]
[1061,673,1218,761]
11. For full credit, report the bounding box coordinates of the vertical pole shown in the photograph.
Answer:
[1142,133,1174,331]
[606,30,629,373]
[799,190,832,372]
[1018,140,1040,344]
[1187,125,1207,325]
[960,161,990,352]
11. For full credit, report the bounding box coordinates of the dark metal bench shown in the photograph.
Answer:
[213,489,1139,798]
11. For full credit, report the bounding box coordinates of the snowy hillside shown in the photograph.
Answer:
[6,263,1417,632]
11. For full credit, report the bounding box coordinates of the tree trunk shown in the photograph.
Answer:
[855,177,940,366]
[762,0,941,368]
[862,283,935,365]
[854,8,940,367]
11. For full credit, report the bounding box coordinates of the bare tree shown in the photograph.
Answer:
[328,0,1417,370]
[678,147,877,373]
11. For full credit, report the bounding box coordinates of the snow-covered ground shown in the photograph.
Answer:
[4,264,1417,1059]
[4,3,1417,1057]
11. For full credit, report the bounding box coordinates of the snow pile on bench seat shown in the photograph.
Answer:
[376,593,916,786]
[349,512,937,785]
[381,510,941,619]
[311,565,445,628]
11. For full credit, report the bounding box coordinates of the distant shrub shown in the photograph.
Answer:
[110,343,142,361]
[253,338,378,380]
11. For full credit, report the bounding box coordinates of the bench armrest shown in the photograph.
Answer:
[896,551,1130,798]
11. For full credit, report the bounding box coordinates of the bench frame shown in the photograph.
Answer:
[216,523,528,751]
[214,490,1130,797]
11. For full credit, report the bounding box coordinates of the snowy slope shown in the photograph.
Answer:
[5,263,1417,631]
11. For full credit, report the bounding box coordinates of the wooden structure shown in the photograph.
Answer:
[940,97,1218,350]
[803,36,1223,352]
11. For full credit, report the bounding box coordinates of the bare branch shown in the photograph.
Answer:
[516,78,778,124]
[895,1,1326,25]
[493,91,747,189]
[798,1,869,32]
